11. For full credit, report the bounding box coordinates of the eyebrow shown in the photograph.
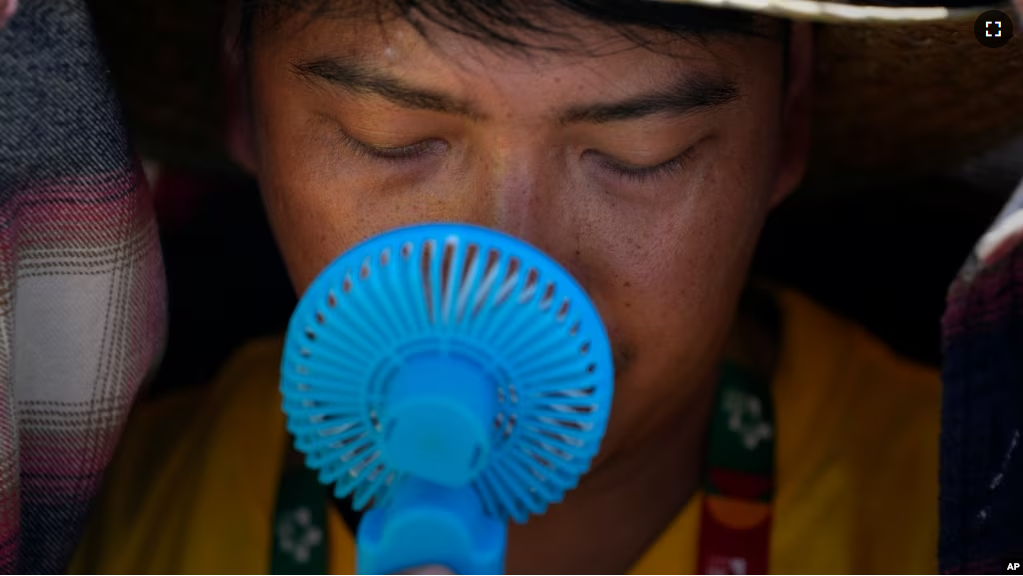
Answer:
[557,75,740,124]
[292,56,740,125]
[293,57,485,120]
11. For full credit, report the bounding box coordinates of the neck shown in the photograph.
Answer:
[504,382,715,575]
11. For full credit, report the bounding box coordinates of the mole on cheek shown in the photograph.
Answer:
[613,343,636,378]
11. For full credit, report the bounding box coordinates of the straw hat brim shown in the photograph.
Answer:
[809,7,1023,183]
[652,0,1023,183]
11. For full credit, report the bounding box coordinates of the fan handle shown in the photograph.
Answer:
[356,477,507,575]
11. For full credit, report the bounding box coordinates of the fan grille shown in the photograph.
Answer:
[281,223,614,523]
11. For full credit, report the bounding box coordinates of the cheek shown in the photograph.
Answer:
[597,205,760,378]
[255,145,354,295]
[259,174,431,297]
[582,143,775,449]
[586,138,775,325]
[253,119,453,294]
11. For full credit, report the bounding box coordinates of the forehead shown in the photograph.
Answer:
[252,5,783,107]
[248,0,778,42]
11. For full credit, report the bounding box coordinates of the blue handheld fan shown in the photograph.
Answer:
[279,223,614,574]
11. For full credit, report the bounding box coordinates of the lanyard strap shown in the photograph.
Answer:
[271,447,330,574]
[696,361,776,575]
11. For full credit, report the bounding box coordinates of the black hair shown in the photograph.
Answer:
[239,0,787,58]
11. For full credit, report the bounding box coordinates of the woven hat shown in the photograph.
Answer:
[746,0,1023,184]
[646,0,1023,184]
[87,0,1023,183]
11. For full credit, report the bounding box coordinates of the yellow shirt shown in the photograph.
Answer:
[71,289,941,574]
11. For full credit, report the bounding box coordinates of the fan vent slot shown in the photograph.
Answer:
[472,249,502,317]
[440,239,456,321]
[539,282,556,312]
[421,240,435,323]
[519,269,539,304]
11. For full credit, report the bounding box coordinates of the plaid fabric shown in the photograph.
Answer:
[0,0,166,572]
[940,182,1023,573]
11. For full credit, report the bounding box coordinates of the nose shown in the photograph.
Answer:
[467,142,562,255]
[427,136,590,291]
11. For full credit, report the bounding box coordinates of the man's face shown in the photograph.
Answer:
[244,7,808,464]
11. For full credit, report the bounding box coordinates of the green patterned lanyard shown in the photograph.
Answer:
[271,447,330,574]
[696,361,776,574]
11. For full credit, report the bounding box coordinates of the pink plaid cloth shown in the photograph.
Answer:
[0,0,167,572]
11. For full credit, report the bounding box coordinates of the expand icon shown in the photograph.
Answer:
[975,10,1014,48]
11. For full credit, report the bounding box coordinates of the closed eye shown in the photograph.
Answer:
[338,128,446,161]
[591,146,698,184]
